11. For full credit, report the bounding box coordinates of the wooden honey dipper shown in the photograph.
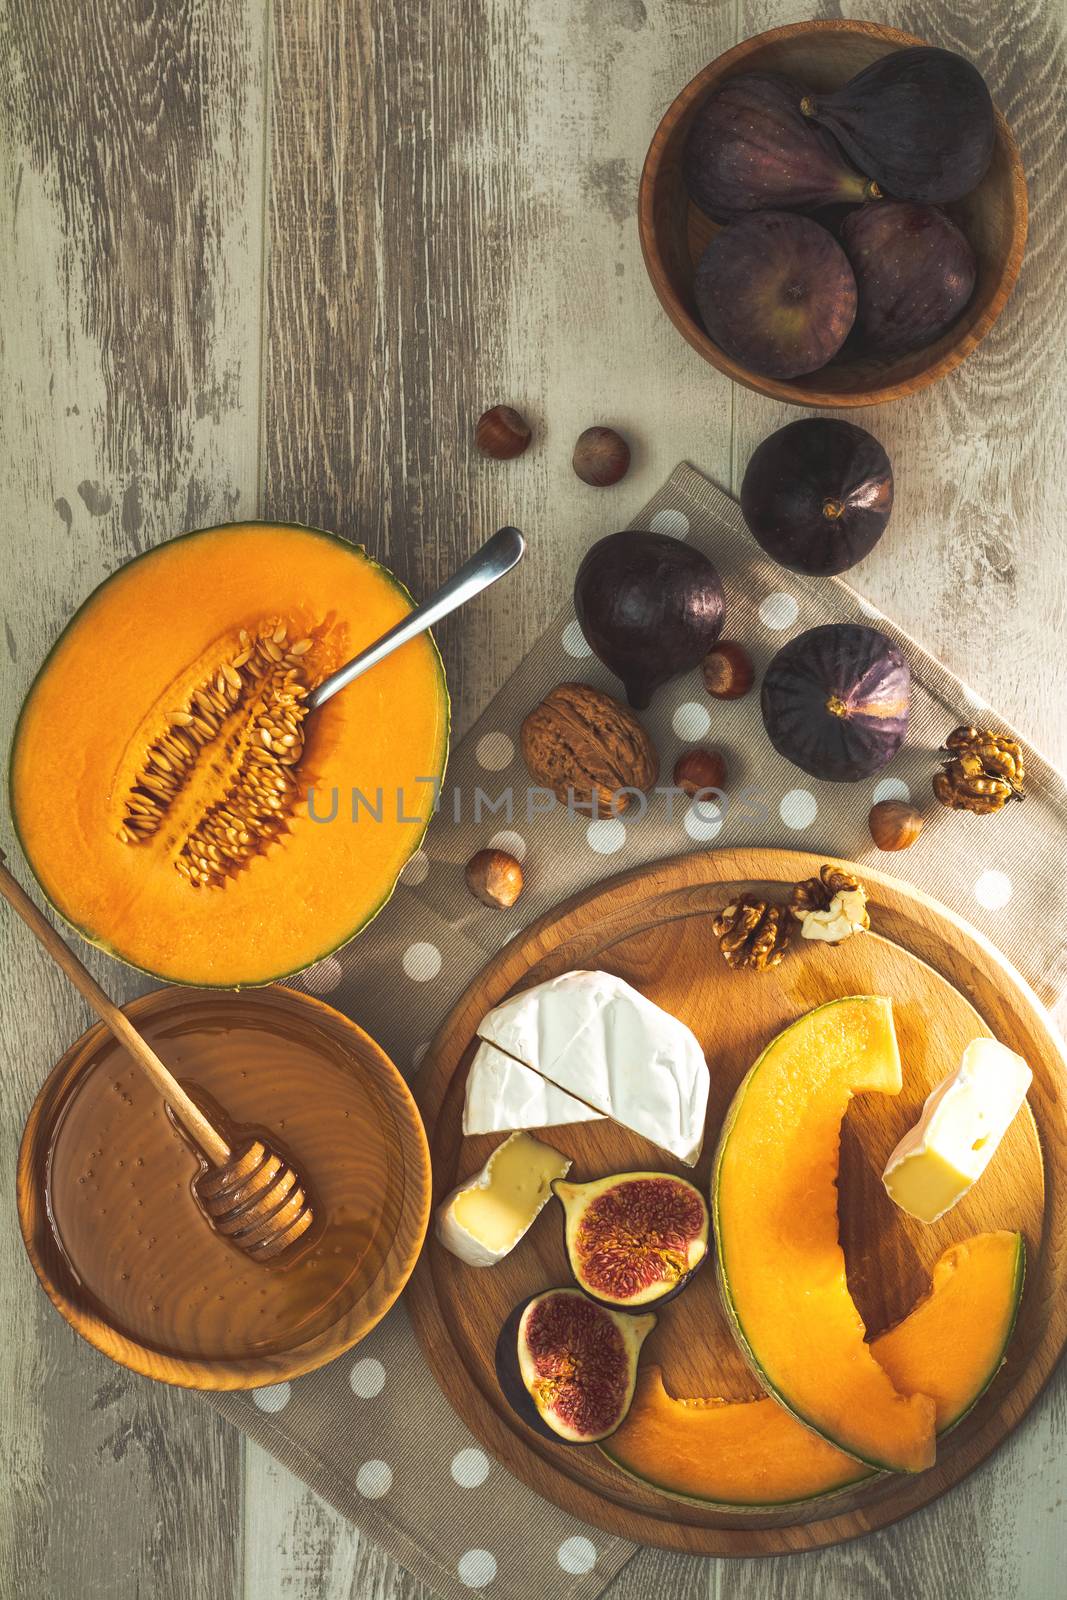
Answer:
[0,853,313,1262]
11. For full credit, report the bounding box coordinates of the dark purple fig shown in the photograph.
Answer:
[682,74,879,222]
[495,1287,655,1444]
[574,530,725,709]
[801,47,994,205]
[761,623,911,783]
[741,418,893,576]
[553,1172,709,1310]
[842,202,976,356]
[693,212,857,380]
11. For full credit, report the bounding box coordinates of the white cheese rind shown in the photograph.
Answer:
[462,1041,604,1134]
[882,1036,1032,1223]
[435,1131,571,1266]
[477,970,710,1165]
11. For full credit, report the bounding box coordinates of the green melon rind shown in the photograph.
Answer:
[711,994,924,1476]
[601,1230,1025,1510]
[934,1229,1026,1435]
[7,520,450,990]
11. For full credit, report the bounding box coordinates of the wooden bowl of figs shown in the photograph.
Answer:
[639,19,1027,408]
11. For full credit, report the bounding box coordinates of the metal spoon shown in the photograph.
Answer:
[306,525,525,712]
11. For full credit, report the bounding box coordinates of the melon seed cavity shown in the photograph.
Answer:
[118,622,314,888]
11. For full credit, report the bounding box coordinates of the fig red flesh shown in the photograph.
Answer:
[497,1287,655,1443]
[579,1179,705,1297]
[554,1173,710,1309]
[523,1293,631,1437]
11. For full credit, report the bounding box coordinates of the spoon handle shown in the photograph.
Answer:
[0,855,231,1166]
[307,525,525,711]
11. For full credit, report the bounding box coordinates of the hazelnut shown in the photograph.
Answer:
[572,426,630,487]
[868,799,924,852]
[465,848,524,908]
[673,748,727,797]
[475,405,531,460]
[703,641,754,700]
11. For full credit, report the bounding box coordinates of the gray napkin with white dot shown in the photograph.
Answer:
[210,463,1067,1600]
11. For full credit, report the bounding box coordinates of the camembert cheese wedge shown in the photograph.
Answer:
[882,1037,1032,1223]
[463,1041,604,1135]
[476,970,710,1165]
[435,1132,571,1266]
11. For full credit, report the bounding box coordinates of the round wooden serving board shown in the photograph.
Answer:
[407,849,1067,1555]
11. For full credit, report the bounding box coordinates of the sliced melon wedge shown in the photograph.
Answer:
[604,1231,1024,1507]
[713,995,935,1472]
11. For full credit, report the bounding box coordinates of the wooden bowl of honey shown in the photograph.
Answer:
[17,986,431,1389]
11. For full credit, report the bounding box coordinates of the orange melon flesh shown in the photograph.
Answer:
[713,995,936,1472]
[10,523,448,986]
[604,1231,1024,1506]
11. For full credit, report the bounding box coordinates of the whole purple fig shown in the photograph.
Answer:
[683,74,878,222]
[842,202,976,356]
[574,531,725,709]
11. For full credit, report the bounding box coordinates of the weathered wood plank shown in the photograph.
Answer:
[0,2,266,1596]
[243,1441,436,1600]
[263,0,735,733]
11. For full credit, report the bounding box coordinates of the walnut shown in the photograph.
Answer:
[520,682,658,814]
[713,896,792,970]
[933,726,1025,815]
[790,864,870,945]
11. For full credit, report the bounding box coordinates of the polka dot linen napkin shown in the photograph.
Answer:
[210,462,1067,1600]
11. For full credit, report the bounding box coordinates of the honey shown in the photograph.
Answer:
[37,990,418,1365]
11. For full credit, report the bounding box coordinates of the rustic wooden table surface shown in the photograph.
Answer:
[2,2,1065,1597]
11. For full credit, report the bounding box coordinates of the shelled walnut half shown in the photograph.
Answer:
[933,726,1025,815]
[713,896,792,971]
[790,864,870,945]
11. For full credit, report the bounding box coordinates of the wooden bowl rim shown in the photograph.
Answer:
[638,19,1029,408]
[16,984,432,1390]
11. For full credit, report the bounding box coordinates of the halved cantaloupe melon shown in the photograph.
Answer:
[9,523,449,986]
[713,995,936,1472]
[603,1230,1024,1506]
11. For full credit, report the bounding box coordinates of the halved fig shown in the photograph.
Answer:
[495,1287,655,1444]
[553,1172,709,1309]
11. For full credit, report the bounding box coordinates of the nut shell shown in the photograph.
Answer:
[572,427,631,487]
[673,748,727,797]
[702,641,755,699]
[869,799,924,851]
[475,405,532,460]
[521,682,658,814]
[465,848,524,908]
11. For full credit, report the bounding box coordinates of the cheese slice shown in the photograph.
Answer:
[463,1041,604,1135]
[883,1037,1032,1223]
[477,970,710,1165]
[435,1131,571,1266]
